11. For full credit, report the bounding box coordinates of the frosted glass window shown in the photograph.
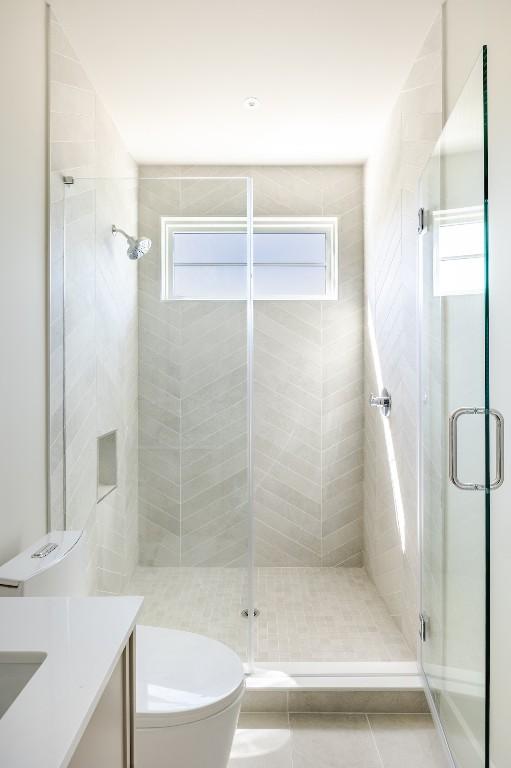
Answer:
[163,217,338,300]
[255,233,326,264]
[174,232,245,264]
[174,265,247,299]
[254,266,326,296]
[433,206,484,296]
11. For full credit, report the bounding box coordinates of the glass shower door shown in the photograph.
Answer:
[419,49,496,768]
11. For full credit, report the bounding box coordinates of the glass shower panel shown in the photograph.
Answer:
[250,169,371,666]
[62,175,253,663]
[61,176,98,540]
[419,50,490,768]
[48,179,66,530]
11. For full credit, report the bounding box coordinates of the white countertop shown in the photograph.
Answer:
[0,596,142,768]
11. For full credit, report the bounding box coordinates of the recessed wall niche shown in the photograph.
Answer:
[97,431,117,503]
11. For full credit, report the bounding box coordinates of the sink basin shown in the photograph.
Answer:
[0,651,47,718]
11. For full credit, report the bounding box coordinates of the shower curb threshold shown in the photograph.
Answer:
[244,661,422,691]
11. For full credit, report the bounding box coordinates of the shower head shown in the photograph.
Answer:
[112,225,152,260]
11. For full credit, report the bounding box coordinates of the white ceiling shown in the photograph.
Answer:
[51,0,443,165]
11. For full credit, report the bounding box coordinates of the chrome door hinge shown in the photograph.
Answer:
[419,613,428,642]
[418,207,425,234]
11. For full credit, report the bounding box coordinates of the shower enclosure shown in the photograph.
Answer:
[419,49,495,768]
[50,167,413,672]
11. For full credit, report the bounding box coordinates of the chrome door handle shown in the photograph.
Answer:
[448,407,504,490]
[449,408,485,490]
[491,409,504,489]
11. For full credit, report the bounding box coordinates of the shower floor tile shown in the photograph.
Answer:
[123,566,413,662]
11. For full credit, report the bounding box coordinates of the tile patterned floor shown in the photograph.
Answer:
[229,713,447,768]
[124,566,413,662]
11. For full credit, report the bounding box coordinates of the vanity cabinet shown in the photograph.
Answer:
[69,633,135,768]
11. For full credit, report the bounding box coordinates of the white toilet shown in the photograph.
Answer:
[0,530,245,768]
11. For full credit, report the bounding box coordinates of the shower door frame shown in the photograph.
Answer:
[417,46,492,768]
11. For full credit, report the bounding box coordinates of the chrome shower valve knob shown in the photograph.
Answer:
[369,388,391,417]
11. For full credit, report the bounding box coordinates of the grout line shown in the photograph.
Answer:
[366,713,386,768]
[258,301,323,335]
[180,380,247,423]
[50,139,95,145]
[49,78,95,96]
[254,519,320,560]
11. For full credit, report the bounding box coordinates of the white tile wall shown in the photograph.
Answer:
[48,12,138,594]
[363,14,443,647]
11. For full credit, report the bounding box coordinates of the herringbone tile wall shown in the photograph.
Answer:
[364,14,443,647]
[137,177,250,567]
[137,166,364,568]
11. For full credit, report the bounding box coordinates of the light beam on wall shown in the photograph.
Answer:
[367,303,406,553]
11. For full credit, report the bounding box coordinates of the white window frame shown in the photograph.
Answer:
[161,216,338,301]
[432,205,485,297]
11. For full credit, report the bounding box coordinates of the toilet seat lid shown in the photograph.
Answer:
[136,625,245,727]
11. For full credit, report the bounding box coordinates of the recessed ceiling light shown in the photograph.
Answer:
[244,97,260,110]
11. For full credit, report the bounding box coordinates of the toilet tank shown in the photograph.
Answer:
[0,531,87,597]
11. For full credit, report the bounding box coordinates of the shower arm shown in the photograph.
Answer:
[112,224,131,241]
